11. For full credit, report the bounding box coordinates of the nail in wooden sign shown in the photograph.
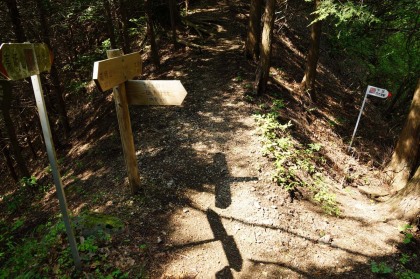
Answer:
[0,43,52,80]
[126,80,187,106]
[92,52,142,92]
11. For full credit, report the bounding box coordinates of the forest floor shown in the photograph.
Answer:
[1,0,419,278]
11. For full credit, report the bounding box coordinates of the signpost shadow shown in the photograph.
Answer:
[213,152,258,209]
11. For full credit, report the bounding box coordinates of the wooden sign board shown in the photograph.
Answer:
[0,80,12,110]
[92,52,142,92]
[126,80,187,106]
[0,43,52,80]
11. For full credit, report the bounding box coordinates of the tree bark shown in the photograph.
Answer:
[386,165,420,222]
[117,0,131,53]
[5,0,26,42]
[0,128,19,181]
[301,0,322,101]
[145,0,160,68]
[2,110,30,178]
[245,0,263,61]
[169,0,178,48]
[386,78,420,192]
[37,0,71,138]
[255,0,275,96]
[104,0,117,49]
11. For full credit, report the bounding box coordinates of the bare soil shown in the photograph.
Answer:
[0,0,418,278]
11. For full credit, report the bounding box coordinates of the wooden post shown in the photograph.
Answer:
[106,49,141,194]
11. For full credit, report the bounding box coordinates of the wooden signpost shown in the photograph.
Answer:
[0,43,81,269]
[92,50,187,194]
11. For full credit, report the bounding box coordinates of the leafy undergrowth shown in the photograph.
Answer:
[0,214,140,278]
[253,97,340,216]
[370,224,420,279]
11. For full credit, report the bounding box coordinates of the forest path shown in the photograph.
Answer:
[122,1,404,278]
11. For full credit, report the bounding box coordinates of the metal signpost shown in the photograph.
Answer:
[92,50,187,193]
[349,85,391,149]
[0,43,81,269]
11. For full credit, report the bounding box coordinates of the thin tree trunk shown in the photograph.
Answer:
[2,110,30,177]
[255,0,275,96]
[301,0,322,101]
[0,128,19,181]
[104,0,117,49]
[185,0,189,15]
[5,0,26,42]
[169,0,178,48]
[386,78,420,191]
[145,0,160,68]
[37,0,71,138]
[117,0,131,53]
[245,0,263,61]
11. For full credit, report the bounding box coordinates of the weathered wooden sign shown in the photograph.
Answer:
[0,80,12,110]
[92,50,188,195]
[0,43,52,80]
[126,80,187,105]
[92,52,142,92]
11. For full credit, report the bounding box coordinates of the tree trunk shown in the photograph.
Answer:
[386,78,420,191]
[5,0,26,42]
[117,0,131,53]
[301,0,322,101]
[169,0,178,48]
[386,165,420,222]
[0,128,19,181]
[37,0,71,138]
[2,110,30,178]
[104,0,117,49]
[245,0,263,61]
[255,0,275,96]
[145,0,160,68]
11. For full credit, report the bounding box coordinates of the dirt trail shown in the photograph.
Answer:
[115,2,410,279]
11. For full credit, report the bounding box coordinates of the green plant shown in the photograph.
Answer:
[396,270,420,279]
[399,253,417,265]
[20,176,37,188]
[272,99,285,110]
[399,224,414,244]
[254,104,339,215]
[371,261,393,274]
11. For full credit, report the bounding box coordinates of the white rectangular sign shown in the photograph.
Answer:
[366,85,390,99]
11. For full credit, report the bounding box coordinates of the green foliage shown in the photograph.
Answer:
[396,270,420,279]
[254,99,340,215]
[399,224,415,244]
[0,216,130,278]
[371,261,393,274]
[323,0,420,112]
[1,176,49,213]
[369,222,419,278]
[20,176,37,188]
[312,0,378,26]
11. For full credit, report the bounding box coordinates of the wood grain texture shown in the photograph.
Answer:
[126,80,187,106]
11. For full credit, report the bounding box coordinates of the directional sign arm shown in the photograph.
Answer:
[92,52,142,92]
[125,80,187,106]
